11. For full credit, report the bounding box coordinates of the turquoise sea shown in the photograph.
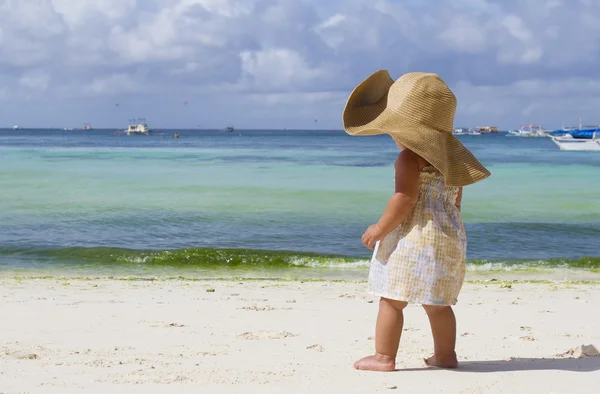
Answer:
[0,129,598,279]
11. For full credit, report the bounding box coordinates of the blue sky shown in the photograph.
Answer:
[1,0,600,130]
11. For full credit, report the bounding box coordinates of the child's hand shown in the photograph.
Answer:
[362,224,383,250]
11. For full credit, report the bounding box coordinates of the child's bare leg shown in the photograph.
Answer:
[422,305,458,368]
[354,298,407,371]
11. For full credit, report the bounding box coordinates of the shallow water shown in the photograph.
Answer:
[1,129,598,277]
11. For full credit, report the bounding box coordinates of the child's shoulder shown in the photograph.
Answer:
[398,149,430,170]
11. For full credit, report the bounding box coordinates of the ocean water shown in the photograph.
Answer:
[0,129,599,278]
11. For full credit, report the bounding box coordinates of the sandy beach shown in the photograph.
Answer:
[1,277,599,394]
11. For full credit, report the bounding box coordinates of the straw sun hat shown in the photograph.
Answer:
[342,70,490,187]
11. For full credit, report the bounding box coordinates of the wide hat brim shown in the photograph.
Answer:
[343,70,491,187]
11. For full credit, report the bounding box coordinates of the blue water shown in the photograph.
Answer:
[1,129,599,276]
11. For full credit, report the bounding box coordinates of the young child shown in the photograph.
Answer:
[342,70,490,372]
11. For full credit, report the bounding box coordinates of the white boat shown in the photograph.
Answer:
[125,118,151,135]
[453,127,481,135]
[13,125,22,130]
[507,125,550,137]
[550,132,600,151]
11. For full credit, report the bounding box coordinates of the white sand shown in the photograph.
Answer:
[1,278,599,394]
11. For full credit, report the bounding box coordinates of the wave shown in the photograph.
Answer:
[0,246,599,271]
[0,246,362,268]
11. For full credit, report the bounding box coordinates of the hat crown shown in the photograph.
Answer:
[388,72,456,133]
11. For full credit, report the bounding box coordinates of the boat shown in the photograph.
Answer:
[507,124,551,137]
[12,125,22,130]
[82,123,92,130]
[549,120,600,151]
[221,125,234,132]
[475,126,498,134]
[550,132,600,151]
[551,119,600,136]
[453,127,482,135]
[553,126,600,139]
[125,118,151,135]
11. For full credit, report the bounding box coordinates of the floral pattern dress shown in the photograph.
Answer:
[369,166,467,306]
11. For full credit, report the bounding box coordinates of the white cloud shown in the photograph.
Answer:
[495,14,543,64]
[50,0,137,27]
[239,49,332,91]
[319,13,346,29]
[501,15,533,42]
[439,15,489,53]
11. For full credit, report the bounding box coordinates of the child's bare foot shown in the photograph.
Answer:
[424,351,458,368]
[354,354,396,371]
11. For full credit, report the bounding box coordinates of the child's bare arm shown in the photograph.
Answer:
[455,187,463,211]
[361,150,420,249]
[378,150,420,233]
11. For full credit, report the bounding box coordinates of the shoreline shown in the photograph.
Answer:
[2,266,600,282]
[1,278,599,393]
[2,274,600,285]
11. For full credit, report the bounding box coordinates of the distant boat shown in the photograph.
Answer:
[221,125,234,132]
[507,125,550,137]
[82,123,93,130]
[124,118,151,135]
[474,126,498,134]
[453,127,482,135]
[12,125,22,130]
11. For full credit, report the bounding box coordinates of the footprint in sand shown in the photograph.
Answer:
[71,349,92,355]
[238,305,277,311]
[306,344,324,352]
[197,351,218,356]
[519,335,536,341]
[16,353,39,360]
[238,331,298,340]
